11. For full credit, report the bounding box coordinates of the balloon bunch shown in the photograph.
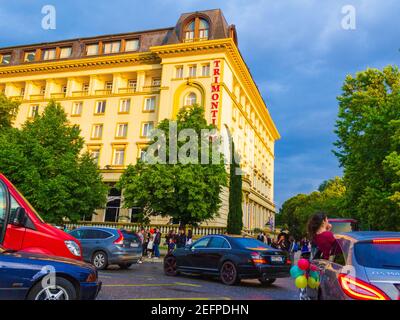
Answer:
[290,258,320,289]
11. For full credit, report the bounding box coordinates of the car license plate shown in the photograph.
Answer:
[271,256,283,263]
[130,243,139,248]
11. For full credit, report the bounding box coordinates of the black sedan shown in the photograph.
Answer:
[164,235,291,286]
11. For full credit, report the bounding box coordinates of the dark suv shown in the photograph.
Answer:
[69,227,142,270]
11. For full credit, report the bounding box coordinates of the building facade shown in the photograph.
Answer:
[0,9,279,230]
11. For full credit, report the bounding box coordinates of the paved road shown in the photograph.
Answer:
[97,260,299,300]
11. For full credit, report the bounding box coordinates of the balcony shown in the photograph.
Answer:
[118,87,136,94]
[50,92,66,99]
[95,89,112,96]
[71,90,89,97]
[142,85,161,93]
[8,95,24,101]
[30,94,45,100]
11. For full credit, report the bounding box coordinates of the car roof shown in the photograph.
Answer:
[73,226,117,232]
[329,218,357,223]
[337,231,400,241]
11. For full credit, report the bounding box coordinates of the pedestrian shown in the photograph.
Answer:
[257,231,265,243]
[137,228,145,264]
[186,229,193,246]
[307,212,338,260]
[147,233,154,259]
[167,237,176,254]
[153,228,161,259]
[176,228,187,248]
[288,236,296,264]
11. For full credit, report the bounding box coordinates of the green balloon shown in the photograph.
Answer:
[290,266,304,279]
[308,277,318,289]
[310,271,320,281]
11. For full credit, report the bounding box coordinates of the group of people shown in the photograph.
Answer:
[165,228,193,254]
[137,227,162,260]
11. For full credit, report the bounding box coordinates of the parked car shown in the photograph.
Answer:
[164,235,291,286]
[307,232,400,300]
[0,244,101,300]
[69,227,142,270]
[0,174,82,260]
[328,218,359,234]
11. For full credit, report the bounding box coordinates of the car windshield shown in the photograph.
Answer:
[355,242,400,269]
[330,222,355,233]
[234,238,271,250]
[13,187,44,224]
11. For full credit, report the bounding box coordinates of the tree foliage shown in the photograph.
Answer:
[0,101,108,223]
[0,93,19,130]
[334,66,400,230]
[227,142,243,234]
[276,177,346,239]
[118,105,228,226]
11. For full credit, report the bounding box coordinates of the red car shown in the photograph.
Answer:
[0,174,82,260]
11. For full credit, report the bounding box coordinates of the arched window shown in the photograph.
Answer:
[185,92,197,106]
[183,17,210,42]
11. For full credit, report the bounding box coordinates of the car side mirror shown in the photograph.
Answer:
[12,207,26,227]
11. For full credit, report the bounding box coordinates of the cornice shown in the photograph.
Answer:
[0,52,160,77]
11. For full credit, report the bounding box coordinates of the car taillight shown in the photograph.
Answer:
[286,259,292,265]
[113,230,124,245]
[372,238,400,244]
[251,252,267,264]
[338,274,391,300]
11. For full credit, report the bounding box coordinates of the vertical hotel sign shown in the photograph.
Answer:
[211,60,222,126]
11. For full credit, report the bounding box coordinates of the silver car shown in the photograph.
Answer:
[307,231,400,300]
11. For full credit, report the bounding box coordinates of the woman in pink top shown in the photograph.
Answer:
[307,213,337,259]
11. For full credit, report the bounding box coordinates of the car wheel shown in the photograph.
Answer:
[164,256,178,276]
[28,277,77,300]
[220,261,239,285]
[119,263,132,270]
[259,278,276,286]
[92,251,108,270]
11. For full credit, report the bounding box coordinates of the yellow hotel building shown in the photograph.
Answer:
[0,9,279,231]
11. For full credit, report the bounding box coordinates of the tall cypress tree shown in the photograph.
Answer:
[227,141,243,234]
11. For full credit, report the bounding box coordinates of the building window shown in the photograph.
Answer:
[95,101,106,114]
[152,78,161,86]
[113,147,125,166]
[43,48,56,60]
[40,86,46,95]
[105,81,113,91]
[24,51,36,62]
[28,105,39,118]
[142,122,154,137]
[128,80,137,91]
[71,102,83,116]
[20,87,25,97]
[119,99,131,113]
[0,54,12,65]
[139,148,147,161]
[202,64,210,76]
[176,66,183,79]
[188,65,197,77]
[185,92,197,106]
[82,83,89,93]
[89,148,101,165]
[86,44,99,56]
[116,123,128,138]
[104,41,121,54]
[60,47,72,59]
[91,124,103,139]
[125,39,140,52]
[144,97,156,112]
[183,17,210,42]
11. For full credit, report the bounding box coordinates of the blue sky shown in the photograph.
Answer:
[1,0,399,207]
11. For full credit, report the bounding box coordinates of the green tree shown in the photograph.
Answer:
[0,101,108,223]
[0,93,19,130]
[276,177,346,239]
[334,66,400,230]
[118,104,227,227]
[227,141,243,234]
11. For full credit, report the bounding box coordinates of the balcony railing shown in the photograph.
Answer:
[95,89,112,95]
[71,91,89,97]
[8,95,24,101]
[30,94,45,100]
[50,92,66,99]
[142,85,161,92]
[118,87,136,94]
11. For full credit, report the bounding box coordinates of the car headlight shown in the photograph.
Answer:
[65,240,81,257]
